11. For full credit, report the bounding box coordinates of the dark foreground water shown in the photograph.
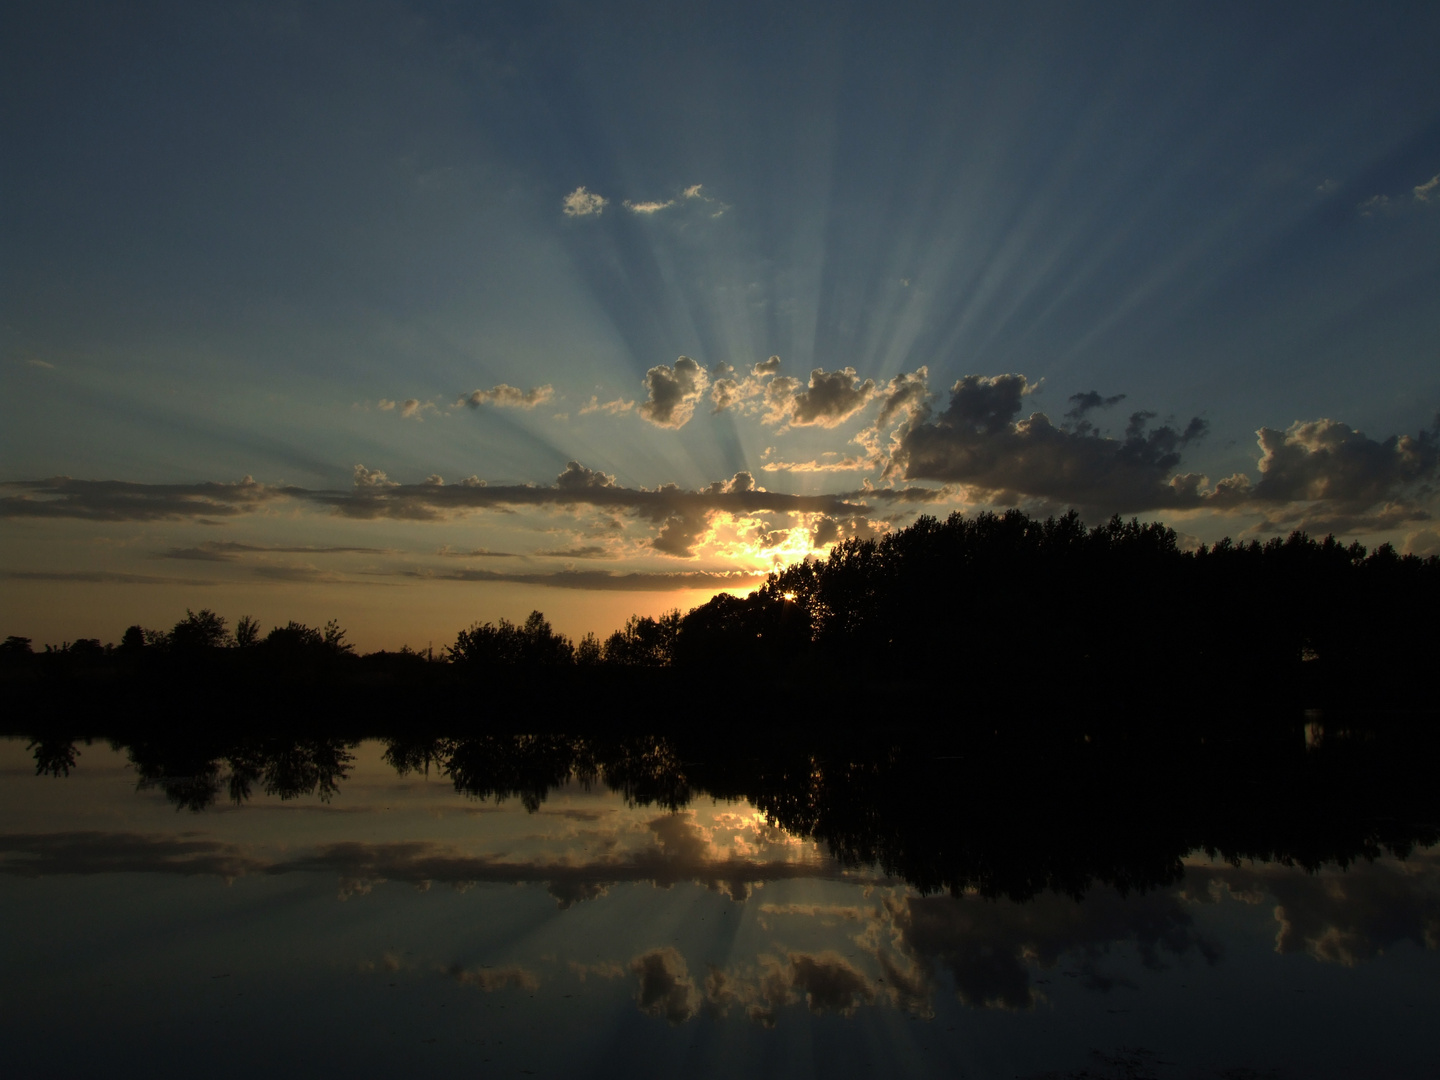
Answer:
[2,732,1438,1079]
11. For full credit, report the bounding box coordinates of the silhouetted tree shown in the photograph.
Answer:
[602,611,680,666]
[170,609,228,651]
[449,611,574,670]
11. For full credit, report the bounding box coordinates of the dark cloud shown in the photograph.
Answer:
[765,368,877,428]
[532,545,611,559]
[0,476,276,521]
[631,947,698,1024]
[892,374,1209,514]
[0,569,220,586]
[435,546,522,559]
[1,467,870,563]
[1064,391,1127,424]
[1211,417,1440,513]
[159,541,395,562]
[639,356,709,429]
[889,372,1440,530]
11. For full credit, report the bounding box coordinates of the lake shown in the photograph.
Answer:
[2,728,1437,1079]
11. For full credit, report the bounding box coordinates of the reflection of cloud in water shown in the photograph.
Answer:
[885,889,1217,1010]
[631,948,697,1025]
[0,811,850,905]
[448,963,540,992]
[0,831,262,882]
[1184,854,1440,967]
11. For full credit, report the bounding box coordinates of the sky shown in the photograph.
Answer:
[3,0,1439,650]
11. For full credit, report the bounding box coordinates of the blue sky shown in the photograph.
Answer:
[3,0,1439,647]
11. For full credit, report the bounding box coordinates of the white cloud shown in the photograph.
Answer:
[624,199,676,214]
[562,186,607,217]
[1415,173,1440,202]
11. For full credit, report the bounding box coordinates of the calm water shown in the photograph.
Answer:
[2,735,1438,1079]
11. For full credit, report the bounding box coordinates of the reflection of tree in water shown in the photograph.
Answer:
[125,736,354,811]
[27,723,1440,900]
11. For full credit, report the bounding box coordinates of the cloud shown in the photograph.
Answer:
[562,186,607,217]
[638,356,710,429]
[1064,391,1127,424]
[0,476,277,522]
[760,456,868,473]
[1214,417,1439,509]
[855,368,934,467]
[353,464,398,488]
[624,199,675,214]
[379,398,437,419]
[764,368,877,429]
[892,373,1211,514]
[0,465,872,561]
[459,384,554,409]
[1416,174,1440,202]
[631,948,698,1024]
[435,546,521,559]
[160,541,394,562]
[25,359,56,370]
[532,545,610,559]
[709,356,781,414]
[579,395,635,416]
[1404,528,1440,557]
[555,461,616,490]
[392,567,766,591]
[1,570,224,589]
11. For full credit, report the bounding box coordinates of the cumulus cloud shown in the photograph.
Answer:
[891,373,1210,513]
[1212,417,1439,509]
[710,356,781,414]
[639,356,710,429]
[562,186,607,216]
[854,368,933,466]
[555,461,617,490]
[764,368,877,429]
[459,384,554,409]
[624,199,675,214]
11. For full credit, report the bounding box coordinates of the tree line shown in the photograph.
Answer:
[4,509,1437,709]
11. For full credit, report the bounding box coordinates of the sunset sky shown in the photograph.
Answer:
[3,0,1439,650]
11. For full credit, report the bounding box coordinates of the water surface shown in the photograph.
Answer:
[2,734,1437,1079]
